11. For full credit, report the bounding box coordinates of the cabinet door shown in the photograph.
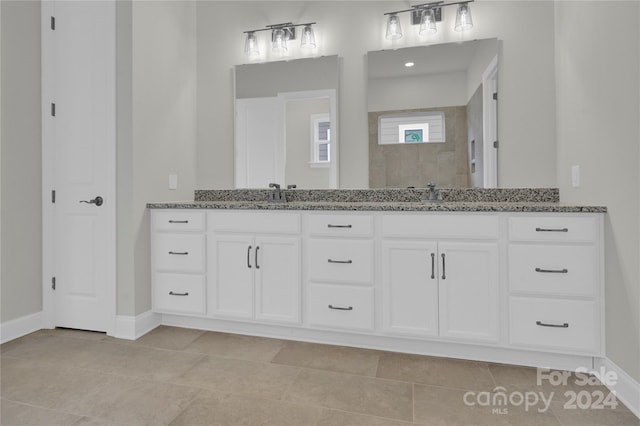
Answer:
[254,237,301,324]
[382,241,438,337]
[209,234,254,319]
[438,242,499,342]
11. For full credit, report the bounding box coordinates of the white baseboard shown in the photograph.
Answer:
[595,357,640,419]
[0,311,43,344]
[112,311,161,340]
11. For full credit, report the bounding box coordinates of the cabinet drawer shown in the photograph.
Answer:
[208,211,300,234]
[154,273,205,315]
[152,211,205,232]
[509,297,600,354]
[306,214,373,237]
[307,284,373,331]
[509,216,599,243]
[382,214,499,239]
[154,234,205,273]
[509,245,599,297]
[307,239,374,284]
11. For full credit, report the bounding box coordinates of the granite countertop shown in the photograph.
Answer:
[146,200,606,213]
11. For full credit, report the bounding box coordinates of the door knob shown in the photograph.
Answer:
[79,196,103,206]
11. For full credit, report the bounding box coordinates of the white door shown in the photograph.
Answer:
[438,242,499,342]
[42,1,116,332]
[382,241,439,337]
[209,234,254,319]
[235,97,284,188]
[254,237,301,324]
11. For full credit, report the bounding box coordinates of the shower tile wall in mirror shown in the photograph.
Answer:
[368,38,499,189]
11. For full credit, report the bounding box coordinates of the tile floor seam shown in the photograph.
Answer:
[279,365,304,402]
[163,386,206,426]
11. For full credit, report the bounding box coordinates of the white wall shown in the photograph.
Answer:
[555,1,640,382]
[0,1,42,323]
[196,1,557,189]
[368,71,468,112]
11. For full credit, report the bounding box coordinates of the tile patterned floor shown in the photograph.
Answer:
[1,326,638,426]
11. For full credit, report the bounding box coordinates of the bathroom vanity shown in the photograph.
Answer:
[148,189,606,370]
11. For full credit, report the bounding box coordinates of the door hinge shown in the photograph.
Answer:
[51,190,56,203]
[493,140,499,148]
[493,92,498,100]
[51,277,56,290]
[50,16,56,30]
[51,103,56,117]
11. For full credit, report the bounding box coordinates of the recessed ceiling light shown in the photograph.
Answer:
[404,62,415,67]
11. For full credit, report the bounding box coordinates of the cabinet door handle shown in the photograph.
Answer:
[536,321,569,328]
[247,245,252,268]
[168,251,188,255]
[535,267,568,274]
[327,224,352,228]
[328,259,353,264]
[328,304,353,311]
[430,253,435,279]
[535,227,568,232]
[168,220,188,224]
[441,253,446,280]
[169,291,189,296]
[255,246,260,269]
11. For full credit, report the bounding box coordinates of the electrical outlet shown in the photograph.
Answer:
[169,174,178,190]
[571,165,580,187]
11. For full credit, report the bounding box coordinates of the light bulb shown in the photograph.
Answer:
[244,32,259,56]
[301,25,316,48]
[455,3,473,32]
[272,28,287,51]
[419,9,437,35]
[386,14,402,40]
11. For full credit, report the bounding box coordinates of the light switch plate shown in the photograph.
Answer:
[169,174,178,190]
[571,165,580,187]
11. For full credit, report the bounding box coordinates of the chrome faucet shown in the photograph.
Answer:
[268,183,286,203]
[424,182,442,202]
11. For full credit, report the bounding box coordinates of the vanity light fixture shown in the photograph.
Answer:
[243,22,317,56]
[383,0,474,40]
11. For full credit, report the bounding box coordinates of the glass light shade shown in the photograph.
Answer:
[386,14,402,40]
[301,25,316,48]
[272,28,287,51]
[244,32,259,56]
[419,9,437,35]
[454,4,473,32]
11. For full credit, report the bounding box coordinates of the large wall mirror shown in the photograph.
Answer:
[368,38,499,188]
[234,55,339,189]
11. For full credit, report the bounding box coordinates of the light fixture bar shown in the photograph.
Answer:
[243,22,316,36]
[383,0,473,16]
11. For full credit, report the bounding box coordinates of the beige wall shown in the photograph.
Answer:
[555,1,640,381]
[196,1,558,189]
[0,1,42,322]
[129,0,198,315]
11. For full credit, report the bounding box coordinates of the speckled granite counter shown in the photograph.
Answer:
[147,188,606,213]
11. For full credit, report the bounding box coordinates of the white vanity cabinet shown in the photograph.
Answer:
[149,206,605,370]
[207,211,301,324]
[151,210,206,315]
[381,214,500,342]
[507,214,604,356]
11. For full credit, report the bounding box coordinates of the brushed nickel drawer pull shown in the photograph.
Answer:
[247,245,252,269]
[168,220,189,224]
[535,267,568,274]
[328,304,353,311]
[255,246,260,269]
[328,259,353,264]
[535,227,568,232]
[327,224,352,228]
[441,253,446,280]
[168,251,188,255]
[536,321,569,328]
[169,291,189,296]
